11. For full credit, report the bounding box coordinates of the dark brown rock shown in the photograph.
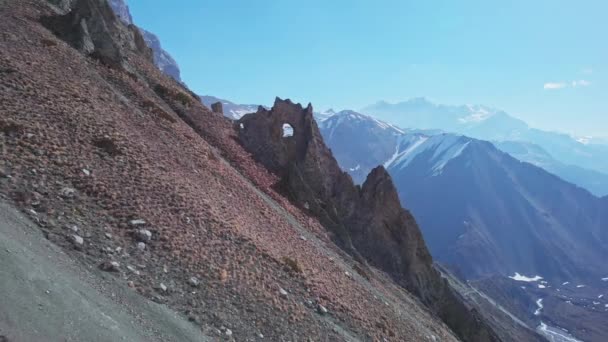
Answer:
[40,0,152,67]
[211,102,223,115]
[237,98,500,342]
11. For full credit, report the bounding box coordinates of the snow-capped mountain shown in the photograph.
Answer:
[362,98,608,176]
[383,134,472,176]
[108,0,182,82]
[362,98,528,140]
[314,108,337,122]
[318,110,408,183]
[319,110,608,283]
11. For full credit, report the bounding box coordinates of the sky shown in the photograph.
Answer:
[129,0,608,137]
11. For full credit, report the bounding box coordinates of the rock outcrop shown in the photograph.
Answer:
[237,98,501,342]
[105,0,182,81]
[41,0,152,68]
[108,0,132,24]
[211,101,223,115]
[140,29,182,82]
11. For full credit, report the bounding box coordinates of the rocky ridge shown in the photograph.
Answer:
[108,0,182,82]
[237,99,501,342]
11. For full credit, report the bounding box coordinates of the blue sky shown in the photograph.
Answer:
[129,0,607,137]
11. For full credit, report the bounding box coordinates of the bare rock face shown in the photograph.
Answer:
[107,0,132,25]
[41,0,152,67]
[211,102,223,115]
[237,98,500,342]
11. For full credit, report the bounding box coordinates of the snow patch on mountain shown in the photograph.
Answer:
[534,298,543,316]
[509,273,543,282]
[383,135,428,168]
[387,134,471,176]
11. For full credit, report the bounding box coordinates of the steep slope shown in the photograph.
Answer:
[0,200,211,342]
[362,98,608,176]
[385,136,607,282]
[237,99,500,342]
[0,1,470,340]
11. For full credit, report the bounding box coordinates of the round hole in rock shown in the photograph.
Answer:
[282,123,294,138]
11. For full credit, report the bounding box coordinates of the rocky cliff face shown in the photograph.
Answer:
[108,0,132,24]
[140,29,182,82]
[106,0,182,82]
[41,0,152,68]
[237,98,501,342]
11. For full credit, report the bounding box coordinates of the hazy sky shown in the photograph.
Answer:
[130,0,607,137]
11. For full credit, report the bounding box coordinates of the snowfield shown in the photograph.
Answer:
[509,273,543,282]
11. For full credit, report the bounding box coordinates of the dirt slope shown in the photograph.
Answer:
[0,1,461,340]
[0,199,210,342]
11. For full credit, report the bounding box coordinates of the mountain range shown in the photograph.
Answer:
[362,98,608,196]
[319,110,608,283]
[318,110,608,341]
[1,0,526,340]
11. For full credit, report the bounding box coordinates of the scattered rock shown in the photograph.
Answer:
[156,283,168,292]
[279,287,288,297]
[82,169,90,176]
[71,234,84,248]
[60,187,76,198]
[136,242,146,251]
[104,233,112,239]
[99,261,120,272]
[127,281,135,288]
[134,229,152,242]
[129,219,146,226]
[188,276,200,287]
[219,269,228,283]
[317,304,328,315]
[126,265,140,275]
[225,329,233,337]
